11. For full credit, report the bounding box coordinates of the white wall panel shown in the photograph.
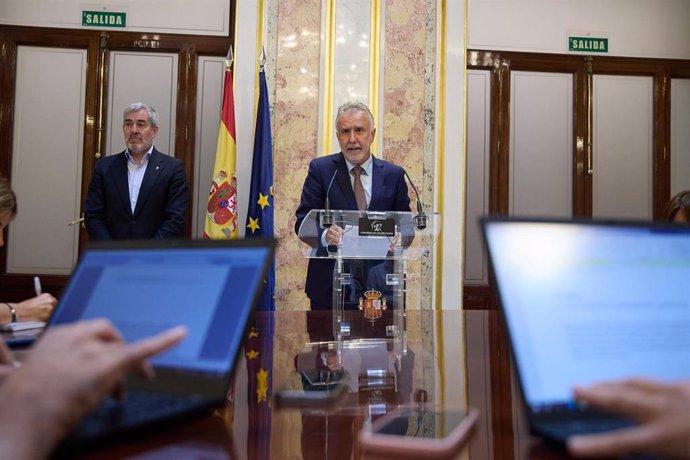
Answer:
[593,75,653,219]
[0,0,230,36]
[469,0,690,59]
[8,46,86,274]
[510,71,573,217]
[465,70,491,285]
[441,0,467,309]
[106,51,178,157]
[671,78,690,195]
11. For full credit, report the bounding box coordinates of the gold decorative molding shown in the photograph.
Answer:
[254,0,266,118]
[320,0,336,155]
[94,32,109,160]
[368,0,381,150]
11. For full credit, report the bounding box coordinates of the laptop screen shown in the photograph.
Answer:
[49,239,273,374]
[482,219,690,412]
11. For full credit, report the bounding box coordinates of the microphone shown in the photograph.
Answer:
[320,169,338,228]
[403,169,428,230]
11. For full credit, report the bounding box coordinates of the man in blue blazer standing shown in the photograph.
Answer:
[295,101,411,310]
[84,103,189,240]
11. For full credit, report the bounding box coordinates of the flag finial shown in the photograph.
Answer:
[259,47,266,70]
[225,45,234,69]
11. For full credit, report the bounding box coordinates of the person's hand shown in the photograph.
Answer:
[388,233,400,253]
[567,378,690,459]
[0,319,187,458]
[15,293,58,321]
[325,224,344,246]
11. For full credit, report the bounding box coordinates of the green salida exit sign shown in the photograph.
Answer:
[569,36,608,53]
[82,11,126,28]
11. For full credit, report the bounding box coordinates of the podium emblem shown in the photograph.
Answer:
[359,289,388,322]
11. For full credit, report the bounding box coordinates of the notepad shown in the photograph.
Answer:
[0,321,46,332]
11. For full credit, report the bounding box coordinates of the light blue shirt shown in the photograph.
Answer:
[125,148,152,214]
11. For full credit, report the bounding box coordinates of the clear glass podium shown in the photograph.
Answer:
[297,209,441,361]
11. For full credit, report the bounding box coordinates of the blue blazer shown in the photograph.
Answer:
[295,152,411,308]
[84,149,189,240]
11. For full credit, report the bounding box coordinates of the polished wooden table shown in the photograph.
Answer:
[74,309,571,460]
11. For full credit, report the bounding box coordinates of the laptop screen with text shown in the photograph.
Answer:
[49,240,273,375]
[482,219,690,413]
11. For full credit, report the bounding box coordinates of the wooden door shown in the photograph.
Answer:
[0,25,230,301]
[464,51,690,309]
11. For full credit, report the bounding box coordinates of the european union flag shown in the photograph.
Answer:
[245,68,275,311]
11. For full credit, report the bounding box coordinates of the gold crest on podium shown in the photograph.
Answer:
[358,289,388,323]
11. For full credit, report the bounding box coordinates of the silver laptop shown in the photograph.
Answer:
[45,238,274,450]
[481,217,690,444]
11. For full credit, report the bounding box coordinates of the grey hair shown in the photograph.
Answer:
[123,102,159,129]
[336,101,375,129]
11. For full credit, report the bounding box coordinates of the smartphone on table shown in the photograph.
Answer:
[358,405,479,459]
[274,369,350,409]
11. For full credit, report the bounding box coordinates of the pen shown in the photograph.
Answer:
[33,276,42,296]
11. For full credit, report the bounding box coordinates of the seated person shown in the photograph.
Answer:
[0,176,57,323]
[0,295,57,324]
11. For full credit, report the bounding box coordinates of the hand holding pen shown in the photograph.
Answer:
[11,277,58,322]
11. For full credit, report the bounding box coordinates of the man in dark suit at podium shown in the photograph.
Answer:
[295,101,410,310]
[84,102,189,240]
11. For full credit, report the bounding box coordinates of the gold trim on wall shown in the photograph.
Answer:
[434,0,448,410]
[320,0,336,155]
[461,0,470,427]
[368,0,381,152]
[254,0,266,119]
[434,0,446,313]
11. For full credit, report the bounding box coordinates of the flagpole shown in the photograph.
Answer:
[258,46,266,70]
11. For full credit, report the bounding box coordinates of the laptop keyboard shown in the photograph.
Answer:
[71,390,205,440]
[540,417,636,440]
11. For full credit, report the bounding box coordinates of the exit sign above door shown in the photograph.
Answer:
[82,11,126,28]
[569,36,608,53]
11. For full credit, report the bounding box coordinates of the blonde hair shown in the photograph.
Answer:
[0,176,17,218]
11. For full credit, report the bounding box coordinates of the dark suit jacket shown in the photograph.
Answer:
[295,152,411,308]
[84,148,189,240]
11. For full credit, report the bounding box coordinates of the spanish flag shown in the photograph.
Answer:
[204,66,238,239]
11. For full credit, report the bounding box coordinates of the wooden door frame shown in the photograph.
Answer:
[0,12,234,301]
[465,50,690,312]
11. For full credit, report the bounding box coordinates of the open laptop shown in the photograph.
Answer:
[481,217,690,445]
[44,238,274,450]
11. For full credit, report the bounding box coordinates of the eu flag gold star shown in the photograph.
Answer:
[246,349,259,360]
[248,330,259,338]
[257,193,270,210]
[247,217,260,233]
[257,368,269,403]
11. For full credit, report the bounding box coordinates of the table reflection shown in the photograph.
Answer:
[74,309,571,460]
